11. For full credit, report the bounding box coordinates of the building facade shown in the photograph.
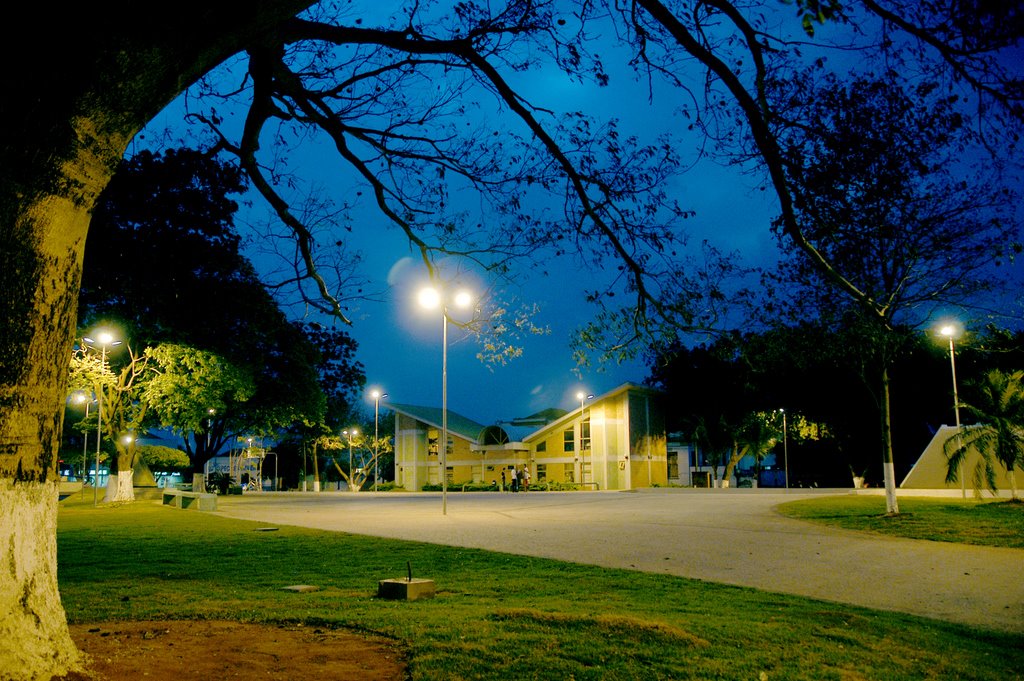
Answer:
[391,383,667,491]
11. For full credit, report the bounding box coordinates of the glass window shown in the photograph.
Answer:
[580,418,591,451]
[563,428,574,452]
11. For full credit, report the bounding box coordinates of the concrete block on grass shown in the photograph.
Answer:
[378,578,435,601]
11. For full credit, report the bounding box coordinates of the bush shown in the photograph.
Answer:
[205,471,234,495]
[530,480,585,491]
[419,481,498,492]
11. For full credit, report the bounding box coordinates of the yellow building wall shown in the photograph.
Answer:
[396,414,476,490]
[531,422,580,483]
[593,397,628,490]
[628,392,668,488]
[395,413,431,491]
[396,386,667,491]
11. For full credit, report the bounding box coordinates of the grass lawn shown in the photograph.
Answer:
[57,496,1024,680]
[777,495,1024,549]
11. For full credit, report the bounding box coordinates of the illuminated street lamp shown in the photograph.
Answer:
[343,428,358,491]
[418,285,473,515]
[371,389,388,492]
[576,391,593,484]
[206,408,216,453]
[939,323,965,499]
[83,330,121,505]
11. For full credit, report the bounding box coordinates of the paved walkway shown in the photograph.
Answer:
[214,488,1024,633]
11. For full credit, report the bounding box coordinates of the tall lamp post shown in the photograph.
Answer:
[939,323,965,499]
[343,428,358,491]
[780,409,789,489]
[83,330,121,506]
[73,392,95,498]
[371,389,387,492]
[418,286,473,515]
[206,408,215,452]
[576,391,593,484]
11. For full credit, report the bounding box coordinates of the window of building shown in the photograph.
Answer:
[427,429,439,457]
[563,428,574,452]
[564,463,575,483]
[536,441,547,453]
[445,466,454,484]
[536,463,547,481]
[580,418,591,451]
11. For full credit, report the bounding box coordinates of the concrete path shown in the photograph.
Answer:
[213,488,1024,634]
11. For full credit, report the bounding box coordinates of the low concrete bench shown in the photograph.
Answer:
[162,489,217,512]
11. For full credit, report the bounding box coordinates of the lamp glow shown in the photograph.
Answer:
[418,287,441,310]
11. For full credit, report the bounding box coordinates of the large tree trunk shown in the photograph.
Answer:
[0,6,314,678]
[0,112,128,680]
[105,448,141,503]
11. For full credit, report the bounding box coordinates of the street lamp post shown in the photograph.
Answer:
[576,391,593,484]
[206,408,215,452]
[83,330,121,505]
[940,324,965,499]
[418,286,473,515]
[780,409,789,489]
[371,389,387,491]
[343,428,358,491]
[73,392,95,498]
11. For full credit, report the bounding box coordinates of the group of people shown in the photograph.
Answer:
[501,465,531,492]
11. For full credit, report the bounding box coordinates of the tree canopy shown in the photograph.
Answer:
[78,148,367,469]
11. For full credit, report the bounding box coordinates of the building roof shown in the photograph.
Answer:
[521,382,659,440]
[387,383,660,445]
[386,403,488,443]
[507,407,568,427]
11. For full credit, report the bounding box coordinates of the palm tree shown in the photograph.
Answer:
[944,370,1024,499]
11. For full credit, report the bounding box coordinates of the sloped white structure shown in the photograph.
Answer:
[900,424,1019,491]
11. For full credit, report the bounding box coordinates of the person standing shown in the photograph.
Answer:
[510,466,518,493]
[501,469,507,492]
[522,466,531,492]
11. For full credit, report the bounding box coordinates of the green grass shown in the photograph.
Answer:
[57,496,1024,680]
[777,496,1024,548]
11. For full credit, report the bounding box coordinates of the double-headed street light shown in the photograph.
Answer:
[83,330,121,505]
[418,285,473,515]
[371,389,388,492]
[939,323,965,499]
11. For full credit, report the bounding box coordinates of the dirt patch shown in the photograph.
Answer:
[60,620,406,680]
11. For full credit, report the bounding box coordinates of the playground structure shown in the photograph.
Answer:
[230,444,265,491]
